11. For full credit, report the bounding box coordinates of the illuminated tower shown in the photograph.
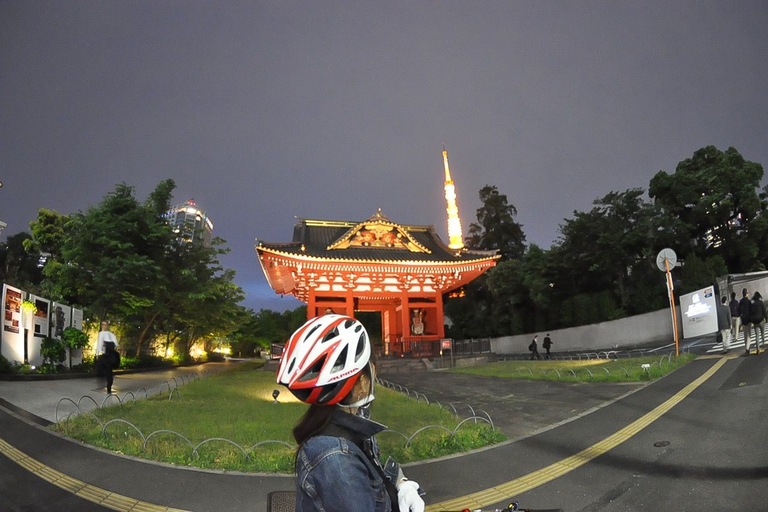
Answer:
[166,200,214,247]
[442,145,464,250]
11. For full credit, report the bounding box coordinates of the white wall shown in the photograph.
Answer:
[491,308,677,354]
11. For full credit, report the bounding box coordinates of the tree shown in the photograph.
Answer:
[486,244,555,334]
[37,183,168,324]
[24,208,68,262]
[0,232,43,290]
[465,185,526,260]
[649,146,767,273]
[62,327,89,368]
[553,188,659,312]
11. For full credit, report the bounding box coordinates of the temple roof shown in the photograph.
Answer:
[256,211,498,264]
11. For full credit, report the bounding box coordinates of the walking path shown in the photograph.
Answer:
[0,363,233,424]
[1,354,762,511]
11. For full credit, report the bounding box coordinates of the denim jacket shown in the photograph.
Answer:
[295,409,396,512]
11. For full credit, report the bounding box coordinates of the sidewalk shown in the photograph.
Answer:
[0,358,726,512]
[0,362,235,423]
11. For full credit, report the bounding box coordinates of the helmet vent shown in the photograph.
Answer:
[331,346,348,374]
[354,332,367,362]
[354,324,362,333]
[287,358,296,374]
[322,326,339,343]
[304,324,322,341]
[298,355,326,383]
[345,320,355,329]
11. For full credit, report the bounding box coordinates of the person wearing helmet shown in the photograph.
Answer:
[277,314,425,512]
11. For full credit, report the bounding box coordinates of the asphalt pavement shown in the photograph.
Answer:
[0,353,766,512]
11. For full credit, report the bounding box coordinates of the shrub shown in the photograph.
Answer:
[206,352,225,362]
[62,327,90,368]
[71,358,96,373]
[62,327,89,350]
[13,362,32,374]
[37,364,66,374]
[120,354,173,369]
[41,336,67,367]
[0,354,13,374]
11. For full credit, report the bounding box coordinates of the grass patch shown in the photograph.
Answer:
[54,362,505,473]
[448,353,697,383]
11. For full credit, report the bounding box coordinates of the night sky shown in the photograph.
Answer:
[1,1,766,312]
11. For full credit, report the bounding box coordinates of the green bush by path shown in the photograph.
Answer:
[448,354,697,382]
[54,362,505,473]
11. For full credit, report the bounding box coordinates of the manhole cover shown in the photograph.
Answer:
[654,441,670,448]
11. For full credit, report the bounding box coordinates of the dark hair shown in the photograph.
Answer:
[293,403,335,445]
[755,292,762,301]
[292,361,375,446]
[743,288,749,297]
[731,292,736,300]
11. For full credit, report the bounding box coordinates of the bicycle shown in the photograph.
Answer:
[440,502,563,512]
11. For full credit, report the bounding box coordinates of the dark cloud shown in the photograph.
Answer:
[2,1,766,311]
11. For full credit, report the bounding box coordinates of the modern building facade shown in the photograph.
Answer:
[166,200,213,247]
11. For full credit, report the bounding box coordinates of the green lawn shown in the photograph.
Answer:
[55,361,505,473]
[448,353,697,382]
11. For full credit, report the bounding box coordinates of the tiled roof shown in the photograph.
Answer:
[257,217,497,264]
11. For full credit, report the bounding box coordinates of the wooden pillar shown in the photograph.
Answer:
[400,291,410,355]
[307,292,316,320]
[435,290,445,338]
[345,290,354,317]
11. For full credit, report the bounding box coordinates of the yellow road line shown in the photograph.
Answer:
[427,358,728,512]
[0,436,192,512]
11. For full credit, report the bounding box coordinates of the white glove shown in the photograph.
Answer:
[396,480,425,512]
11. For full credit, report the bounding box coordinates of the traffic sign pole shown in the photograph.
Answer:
[665,259,680,356]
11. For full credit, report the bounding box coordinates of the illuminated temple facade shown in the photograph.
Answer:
[255,150,498,356]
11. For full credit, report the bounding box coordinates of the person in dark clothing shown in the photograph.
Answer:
[751,291,766,354]
[729,291,741,344]
[542,334,553,359]
[278,315,425,512]
[717,296,732,354]
[96,342,119,394]
[529,335,542,360]
[739,288,753,355]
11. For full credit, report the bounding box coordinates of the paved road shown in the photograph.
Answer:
[1,354,766,511]
[377,370,644,439]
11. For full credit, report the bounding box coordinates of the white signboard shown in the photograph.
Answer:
[680,286,718,339]
[2,284,24,364]
[71,308,83,331]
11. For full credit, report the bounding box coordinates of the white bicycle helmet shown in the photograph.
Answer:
[277,314,372,405]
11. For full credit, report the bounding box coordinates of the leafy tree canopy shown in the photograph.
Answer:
[465,185,526,260]
[649,145,767,272]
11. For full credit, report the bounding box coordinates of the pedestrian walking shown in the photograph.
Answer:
[729,291,741,345]
[96,321,120,394]
[529,335,542,360]
[717,296,732,353]
[542,334,553,359]
[739,289,753,355]
[751,291,766,355]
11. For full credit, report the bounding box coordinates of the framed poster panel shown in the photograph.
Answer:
[29,295,50,339]
[2,284,24,363]
[71,308,83,331]
[51,302,72,340]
